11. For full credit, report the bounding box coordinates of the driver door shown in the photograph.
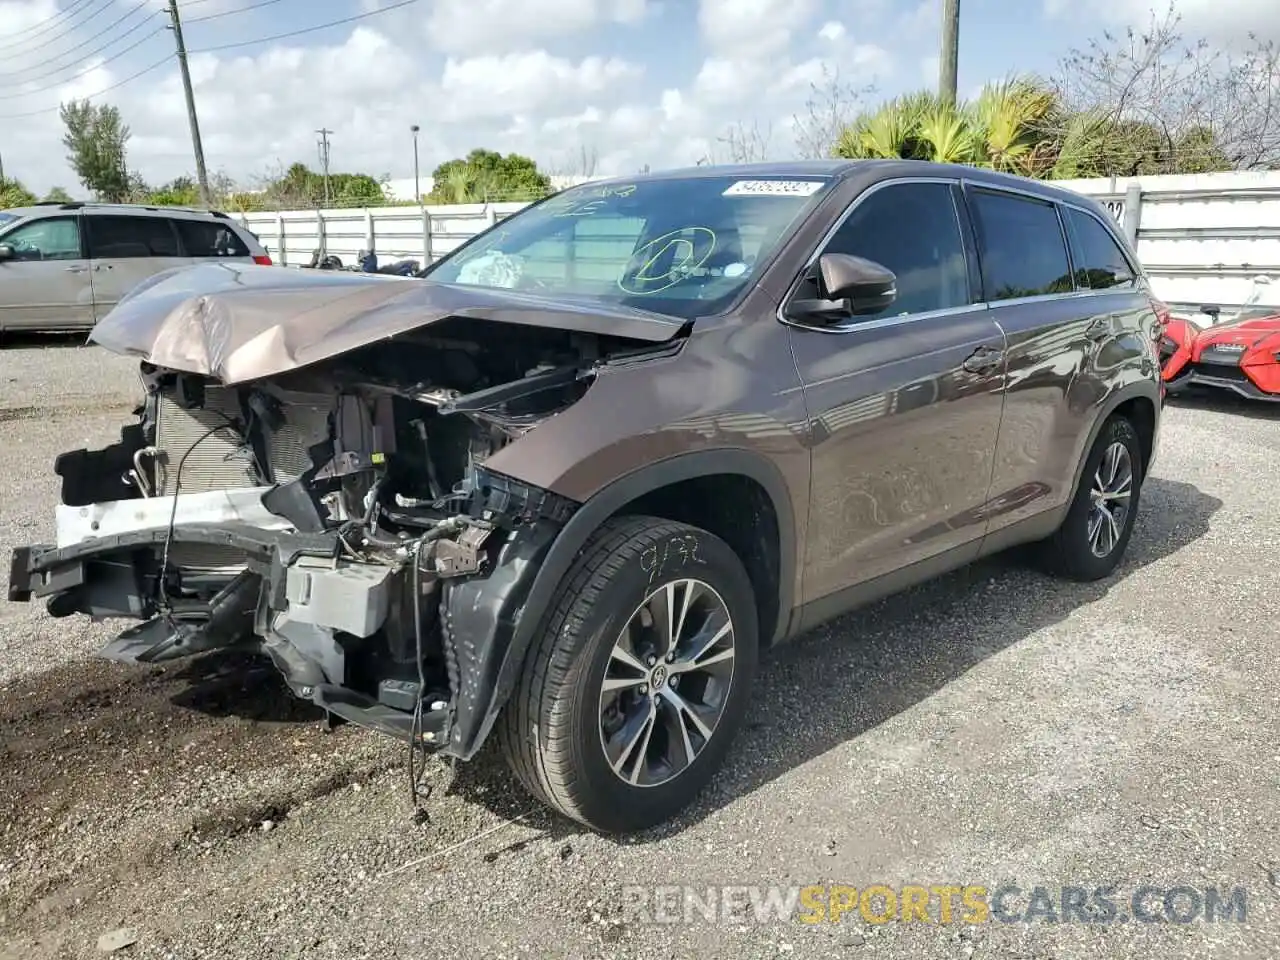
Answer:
[785,179,1008,612]
[0,214,94,332]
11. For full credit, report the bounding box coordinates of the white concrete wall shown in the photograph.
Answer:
[1056,170,1280,311]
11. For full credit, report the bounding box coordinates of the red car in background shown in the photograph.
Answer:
[1160,286,1280,402]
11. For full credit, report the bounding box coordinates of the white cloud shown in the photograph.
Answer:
[0,0,60,38]
[698,0,818,60]
[439,51,642,119]
[919,55,941,87]
[1043,0,1280,46]
[818,21,847,43]
[426,0,649,54]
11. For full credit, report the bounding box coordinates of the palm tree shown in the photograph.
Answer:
[833,74,1102,180]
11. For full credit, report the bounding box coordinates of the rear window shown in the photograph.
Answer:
[969,189,1073,301]
[86,216,181,258]
[177,219,251,258]
[0,213,17,227]
[1064,206,1136,290]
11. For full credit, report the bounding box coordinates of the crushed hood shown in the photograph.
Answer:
[88,261,687,384]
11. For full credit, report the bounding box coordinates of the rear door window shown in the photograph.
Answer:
[176,219,251,258]
[1063,207,1137,290]
[86,216,181,258]
[968,189,1074,301]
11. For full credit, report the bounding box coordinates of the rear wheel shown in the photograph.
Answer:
[1039,415,1143,581]
[497,515,758,833]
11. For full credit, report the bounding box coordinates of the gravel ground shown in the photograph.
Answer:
[0,343,1277,960]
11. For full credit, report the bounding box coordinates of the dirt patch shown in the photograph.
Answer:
[0,651,403,933]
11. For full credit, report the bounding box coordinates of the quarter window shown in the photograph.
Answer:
[969,190,1073,301]
[176,219,251,258]
[1,217,81,261]
[809,181,970,319]
[86,216,181,259]
[1064,207,1136,290]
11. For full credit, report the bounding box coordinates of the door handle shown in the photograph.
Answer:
[1085,318,1110,341]
[64,266,87,273]
[962,346,1003,374]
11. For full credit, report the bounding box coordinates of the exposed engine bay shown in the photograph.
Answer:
[12,316,672,760]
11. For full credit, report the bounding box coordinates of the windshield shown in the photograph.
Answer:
[422,175,833,319]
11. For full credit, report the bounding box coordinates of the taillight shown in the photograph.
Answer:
[253,254,273,266]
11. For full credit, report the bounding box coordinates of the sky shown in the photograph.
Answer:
[0,0,1276,196]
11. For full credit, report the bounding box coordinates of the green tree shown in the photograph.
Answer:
[256,162,388,208]
[41,186,74,203]
[0,176,37,209]
[59,99,132,202]
[147,176,201,206]
[427,148,551,203]
[830,73,1231,181]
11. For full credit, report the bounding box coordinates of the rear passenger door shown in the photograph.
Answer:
[786,179,1007,608]
[963,185,1115,537]
[85,215,191,319]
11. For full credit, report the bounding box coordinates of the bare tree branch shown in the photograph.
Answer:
[790,64,877,159]
[1057,1,1280,171]
[714,119,775,163]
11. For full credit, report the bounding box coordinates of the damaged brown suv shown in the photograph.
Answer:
[9,161,1163,833]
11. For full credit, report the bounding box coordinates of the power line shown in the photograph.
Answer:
[186,0,286,25]
[0,0,100,51]
[0,5,161,83]
[186,0,422,54]
[0,0,116,55]
[0,53,173,120]
[0,26,168,100]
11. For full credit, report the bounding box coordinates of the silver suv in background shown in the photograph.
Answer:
[0,202,272,333]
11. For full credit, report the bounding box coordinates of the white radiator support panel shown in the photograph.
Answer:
[55,487,292,549]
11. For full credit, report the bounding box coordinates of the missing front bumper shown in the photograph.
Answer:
[8,469,576,761]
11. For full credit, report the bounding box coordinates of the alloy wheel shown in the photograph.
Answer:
[598,578,736,788]
[1087,441,1133,558]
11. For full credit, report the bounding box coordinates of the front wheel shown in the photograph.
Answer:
[1039,415,1144,581]
[497,515,759,833]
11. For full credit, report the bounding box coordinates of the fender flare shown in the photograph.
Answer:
[1068,379,1161,495]
[448,448,800,760]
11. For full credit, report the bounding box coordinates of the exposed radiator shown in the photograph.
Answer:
[148,381,393,577]
[153,385,337,497]
[154,388,257,496]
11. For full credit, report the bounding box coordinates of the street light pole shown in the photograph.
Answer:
[410,124,421,205]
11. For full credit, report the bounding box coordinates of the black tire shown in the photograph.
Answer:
[1039,415,1144,581]
[496,515,759,833]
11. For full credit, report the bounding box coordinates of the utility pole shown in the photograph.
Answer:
[939,0,960,106]
[316,128,332,206]
[410,124,421,205]
[166,0,210,206]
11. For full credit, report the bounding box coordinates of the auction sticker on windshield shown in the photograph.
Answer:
[722,180,825,197]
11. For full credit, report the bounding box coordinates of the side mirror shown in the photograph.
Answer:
[788,253,897,325]
[0,244,13,262]
[1199,304,1221,320]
